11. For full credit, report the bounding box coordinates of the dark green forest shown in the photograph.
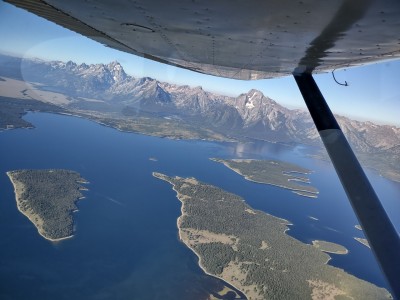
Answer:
[154,172,390,299]
[8,169,88,240]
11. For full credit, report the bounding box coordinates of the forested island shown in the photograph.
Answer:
[312,240,349,255]
[7,169,88,241]
[153,172,390,300]
[211,158,319,198]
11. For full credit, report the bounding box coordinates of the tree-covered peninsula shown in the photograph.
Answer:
[7,169,89,241]
[153,172,390,300]
[211,158,319,198]
[312,240,348,255]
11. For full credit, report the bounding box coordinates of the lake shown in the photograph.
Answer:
[0,112,398,299]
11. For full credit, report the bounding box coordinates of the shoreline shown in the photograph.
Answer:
[154,173,250,299]
[37,230,74,243]
[292,191,318,198]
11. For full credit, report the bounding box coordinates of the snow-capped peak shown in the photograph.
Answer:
[106,61,127,82]
[245,90,262,109]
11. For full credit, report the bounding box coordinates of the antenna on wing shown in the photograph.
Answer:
[332,69,348,86]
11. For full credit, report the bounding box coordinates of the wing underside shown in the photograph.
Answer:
[6,0,400,79]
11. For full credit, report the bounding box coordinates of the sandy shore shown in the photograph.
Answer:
[354,237,370,248]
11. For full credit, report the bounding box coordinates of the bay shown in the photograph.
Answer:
[0,112,398,299]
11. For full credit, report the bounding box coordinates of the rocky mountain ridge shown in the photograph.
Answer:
[1,55,399,173]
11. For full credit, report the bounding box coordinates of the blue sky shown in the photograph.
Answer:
[1,1,399,125]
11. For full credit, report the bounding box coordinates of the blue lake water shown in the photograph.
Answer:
[0,112,399,299]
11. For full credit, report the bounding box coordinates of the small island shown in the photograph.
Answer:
[153,172,390,300]
[355,237,371,248]
[312,240,349,255]
[7,169,89,241]
[211,158,319,198]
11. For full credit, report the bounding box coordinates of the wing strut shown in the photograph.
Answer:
[293,72,400,299]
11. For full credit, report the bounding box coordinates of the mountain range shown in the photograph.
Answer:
[0,54,399,181]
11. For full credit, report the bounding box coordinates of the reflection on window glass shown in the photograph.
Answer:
[0,1,398,299]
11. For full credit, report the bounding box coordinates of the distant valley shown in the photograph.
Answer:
[0,54,399,182]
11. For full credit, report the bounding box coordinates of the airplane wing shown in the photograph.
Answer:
[5,0,400,79]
